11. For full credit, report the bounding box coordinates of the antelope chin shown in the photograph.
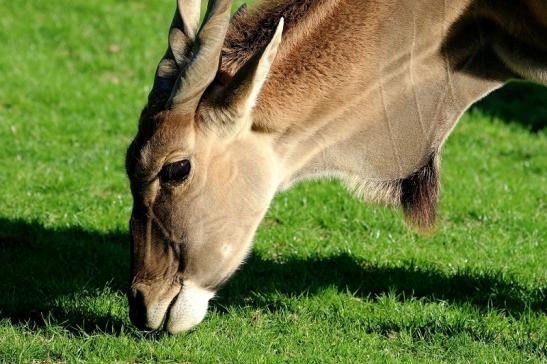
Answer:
[165,281,215,334]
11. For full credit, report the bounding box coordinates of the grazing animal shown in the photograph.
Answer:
[125,0,547,333]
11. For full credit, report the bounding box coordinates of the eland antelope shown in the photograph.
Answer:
[125,0,547,333]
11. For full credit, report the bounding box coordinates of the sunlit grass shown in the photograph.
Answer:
[0,0,545,362]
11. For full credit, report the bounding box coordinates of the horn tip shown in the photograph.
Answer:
[275,17,285,38]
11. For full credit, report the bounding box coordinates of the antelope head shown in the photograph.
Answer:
[125,0,284,333]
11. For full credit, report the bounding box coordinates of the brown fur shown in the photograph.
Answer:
[223,0,335,71]
[220,0,546,221]
[125,0,547,333]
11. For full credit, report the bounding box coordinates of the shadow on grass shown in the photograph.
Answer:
[217,254,546,314]
[0,218,544,336]
[0,217,130,336]
[471,81,547,133]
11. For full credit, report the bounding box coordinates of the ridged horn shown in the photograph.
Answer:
[148,0,202,106]
[168,0,233,112]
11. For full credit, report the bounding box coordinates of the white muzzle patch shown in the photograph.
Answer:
[165,281,215,334]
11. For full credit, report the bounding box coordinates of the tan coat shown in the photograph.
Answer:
[125,0,547,334]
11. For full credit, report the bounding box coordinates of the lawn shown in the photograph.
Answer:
[0,0,545,362]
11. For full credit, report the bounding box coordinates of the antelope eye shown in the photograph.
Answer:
[159,160,191,184]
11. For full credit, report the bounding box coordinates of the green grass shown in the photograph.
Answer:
[0,0,545,362]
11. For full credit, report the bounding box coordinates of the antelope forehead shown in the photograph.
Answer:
[131,122,197,178]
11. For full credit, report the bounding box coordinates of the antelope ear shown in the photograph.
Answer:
[216,18,284,125]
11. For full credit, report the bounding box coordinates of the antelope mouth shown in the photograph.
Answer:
[129,280,215,334]
[128,282,181,332]
[161,289,183,331]
[163,281,215,334]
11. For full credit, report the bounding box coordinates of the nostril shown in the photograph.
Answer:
[131,287,145,304]
[128,288,147,330]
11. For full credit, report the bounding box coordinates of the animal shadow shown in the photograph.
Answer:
[215,253,545,316]
[0,218,129,335]
[0,218,543,336]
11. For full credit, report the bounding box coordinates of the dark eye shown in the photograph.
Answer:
[159,160,191,185]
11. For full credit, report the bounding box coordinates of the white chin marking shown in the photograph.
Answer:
[166,281,215,334]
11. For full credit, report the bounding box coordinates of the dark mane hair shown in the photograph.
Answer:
[400,154,440,230]
[222,0,329,72]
